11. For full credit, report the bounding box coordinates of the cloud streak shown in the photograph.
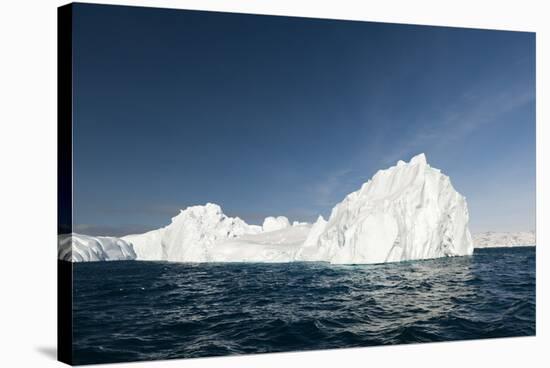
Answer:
[379,79,535,166]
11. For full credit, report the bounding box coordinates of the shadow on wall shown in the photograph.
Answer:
[36,346,57,360]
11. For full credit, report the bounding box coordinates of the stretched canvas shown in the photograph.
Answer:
[58,2,536,365]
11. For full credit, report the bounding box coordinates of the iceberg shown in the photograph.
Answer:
[293,153,474,264]
[58,233,137,262]
[66,154,474,264]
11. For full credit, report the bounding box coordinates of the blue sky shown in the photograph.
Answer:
[72,4,535,236]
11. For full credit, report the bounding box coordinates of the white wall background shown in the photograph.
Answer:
[0,0,547,367]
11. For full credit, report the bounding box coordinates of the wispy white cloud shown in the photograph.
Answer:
[379,80,535,165]
[307,77,535,220]
[309,168,362,209]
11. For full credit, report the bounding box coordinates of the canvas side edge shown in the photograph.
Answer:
[58,3,74,366]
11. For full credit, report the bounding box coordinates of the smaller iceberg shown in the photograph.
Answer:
[262,216,290,232]
[122,203,263,262]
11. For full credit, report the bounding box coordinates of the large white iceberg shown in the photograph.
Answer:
[64,154,474,264]
[58,233,137,262]
[294,154,474,264]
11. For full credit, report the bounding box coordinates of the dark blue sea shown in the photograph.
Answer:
[72,247,536,365]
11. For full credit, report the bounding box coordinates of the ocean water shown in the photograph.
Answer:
[72,247,535,365]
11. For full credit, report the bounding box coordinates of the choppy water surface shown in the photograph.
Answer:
[73,247,535,365]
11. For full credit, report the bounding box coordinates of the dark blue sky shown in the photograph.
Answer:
[72,4,535,236]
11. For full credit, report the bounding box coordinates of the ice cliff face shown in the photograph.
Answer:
[294,153,474,264]
[58,233,137,262]
[122,228,165,261]
[293,216,327,261]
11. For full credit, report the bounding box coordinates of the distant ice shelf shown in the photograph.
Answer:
[473,231,536,248]
[60,153,481,264]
